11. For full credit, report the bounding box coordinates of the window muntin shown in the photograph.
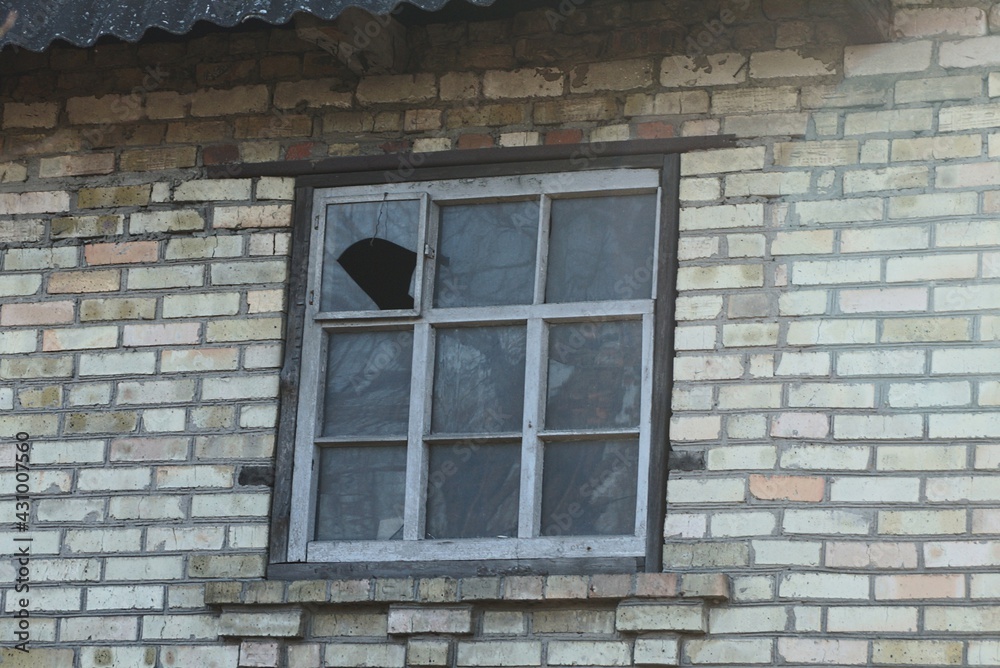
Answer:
[290,169,662,563]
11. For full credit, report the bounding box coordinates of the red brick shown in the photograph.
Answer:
[85,242,159,266]
[204,144,241,165]
[750,474,825,502]
[458,133,495,149]
[637,121,675,139]
[285,142,316,161]
[1,301,75,326]
[380,140,410,153]
[545,128,584,145]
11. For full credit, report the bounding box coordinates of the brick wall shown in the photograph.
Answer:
[1,0,999,665]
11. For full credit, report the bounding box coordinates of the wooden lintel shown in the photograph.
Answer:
[205,136,740,181]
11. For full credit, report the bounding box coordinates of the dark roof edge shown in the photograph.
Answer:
[0,0,495,53]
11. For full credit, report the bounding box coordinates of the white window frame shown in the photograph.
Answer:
[288,168,664,565]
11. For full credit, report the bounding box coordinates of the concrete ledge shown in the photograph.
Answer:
[206,573,731,606]
[616,603,706,633]
[387,605,474,635]
[218,610,306,638]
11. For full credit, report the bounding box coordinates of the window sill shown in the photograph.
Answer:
[206,572,729,607]
[207,573,730,649]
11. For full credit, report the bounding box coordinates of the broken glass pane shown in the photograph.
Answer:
[432,326,526,434]
[545,194,657,303]
[323,330,413,437]
[540,440,638,537]
[545,320,642,430]
[315,445,406,541]
[321,199,420,312]
[434,200,539,308]
[425,442,520,539]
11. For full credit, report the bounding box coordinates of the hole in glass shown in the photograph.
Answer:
[322,199,420,312]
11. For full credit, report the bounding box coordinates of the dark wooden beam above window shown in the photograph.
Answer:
[205,136,739,182]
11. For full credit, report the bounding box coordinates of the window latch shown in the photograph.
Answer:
[423,243,436,259]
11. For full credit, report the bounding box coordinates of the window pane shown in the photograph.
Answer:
[540,440,638,537]
[432,327,526,434]
[321,200,421,312]
[323,331,413,437]
[545,194,657,303]
[426,443,520,539]
[546,321,642,430]
[315,446,406,541]
[434,200,539,307]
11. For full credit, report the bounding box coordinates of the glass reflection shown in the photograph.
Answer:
[546,321,642,430]
[315,446,406,541]
[435,200,539,307]
[323,330,413,437]
[546,194,657,303]
[426,443,520,539]
[432,327,526,434]
[540,440,638,537]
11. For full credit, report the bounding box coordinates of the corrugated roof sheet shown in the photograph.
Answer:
[0,0,494,52]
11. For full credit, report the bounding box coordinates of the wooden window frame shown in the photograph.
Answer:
[265,138,735,579]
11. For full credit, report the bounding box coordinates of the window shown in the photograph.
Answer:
[268,144,696,576]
